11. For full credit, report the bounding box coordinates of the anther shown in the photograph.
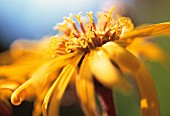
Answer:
[69,30,79,38]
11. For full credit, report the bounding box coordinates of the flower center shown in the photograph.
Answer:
[63,12,123,53]
[48,8,134,58]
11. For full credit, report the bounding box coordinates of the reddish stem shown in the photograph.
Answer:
[95,80,117,116]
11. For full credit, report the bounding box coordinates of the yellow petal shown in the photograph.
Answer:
[42,53,83,116]
[89,49,121,88]
[33,85,52,116]
[120,22,170,40]
[0,80,20,107]
[9,38,49,59]
[10,52,77,106]
[102,42,160,116]
[0,61,41,79]
[76,54,98,116]
[127,38,167,62]
[0,80,19,91]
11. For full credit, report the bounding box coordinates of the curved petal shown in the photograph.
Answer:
[76,54,98,116]
[120,22,170,40]
[0,80,20,108]
[42,53,83,116]
[89,49,121,88]
[102,42,160,116]
[10,52,77,106]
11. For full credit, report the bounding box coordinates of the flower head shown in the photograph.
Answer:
[0,7,170,116]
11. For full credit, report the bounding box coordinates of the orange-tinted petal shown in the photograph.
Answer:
[9,38,49,59]
[0,80,20,108]
[127,38,167,62]
[10,52,77,106]
[0,61,41,80]
[42,53,83,116]
[89,49,121,88]
[102,42,160,116]
[120,22,170,40]
[76,54,98,116]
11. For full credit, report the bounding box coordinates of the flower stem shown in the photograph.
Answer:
[95,80,117,116]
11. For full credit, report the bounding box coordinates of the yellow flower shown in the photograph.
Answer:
[0,7,170,116]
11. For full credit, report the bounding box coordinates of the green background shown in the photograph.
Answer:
[116,0,170,116]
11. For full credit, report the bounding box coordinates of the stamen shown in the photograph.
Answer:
[115,22,123,38]
[103,14,112,31]
[63,13,74,24]
[86,31,95,49]
[101,29,111,44]
[65,42,72,53]
[85,23,93,32]
[52,9,127,53]
[64,14,80,34]
[54,21,71,36]
[110,32,117,41]
[105,7,115,17]
[74,12,82,23]
[48,36,68,58]
[77,38,87,48]
[74,12,86,34]
[86,12,93,23]
[86,12,96,30]
[69,30,79,39]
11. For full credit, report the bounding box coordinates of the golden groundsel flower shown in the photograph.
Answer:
[0,7,170,116]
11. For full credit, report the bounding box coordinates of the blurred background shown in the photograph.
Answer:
[0,0,170,116]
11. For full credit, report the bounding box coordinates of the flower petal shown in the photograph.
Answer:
[9,38,49,59]
[0,61,41,80]
[127,38,167,62]
[76,54,98,116]
[10,52,77,106]
[0,80,20,109]
[89,49,121,88]
[42,53,83,116]
[102,42,160,116]
[120,22,170,40]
